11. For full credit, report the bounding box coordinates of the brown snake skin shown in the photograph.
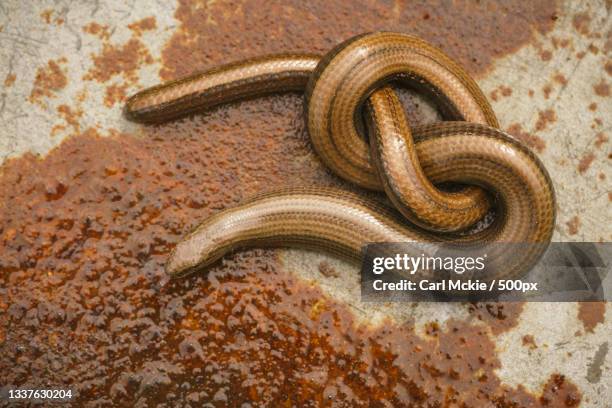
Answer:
[124,32,556,280]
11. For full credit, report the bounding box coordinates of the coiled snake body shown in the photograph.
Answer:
[125,32,556,279]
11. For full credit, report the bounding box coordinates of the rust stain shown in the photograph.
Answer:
[128,17,157,35]
[489,85,512,102]
[467,302,524,335]
[605,61,612,76]
[588,102,597,111]
[553,72,567,85]
[83,22,111,40]
[40,8,63,26]
[587,43,599,55]
[160,0,558,81]
[522,334,538,350]
[539,49,552,61]
[566,216,580,236]
[82,24,154,109]
[577,302,606,333]
[542,84,553,99]
[551,36,571,49]
[84,38,153,84]
[535,108,557,132]
[29,58,68,106]
[423,321,440,337]
[104,83,129,107]
[0,113,581,405]
[40,9,53,24]
[52,104,83,136]
[577,152,595,174]
[593,118,603,128]
[594,132,608,148]
[3,73,16,87]
[572,12,591,36]
[539,374,580,407]
[0,0,591,405]
[593,79,610,97]
[507,123,546,153]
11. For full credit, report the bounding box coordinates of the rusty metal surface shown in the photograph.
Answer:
[0,0,610,406]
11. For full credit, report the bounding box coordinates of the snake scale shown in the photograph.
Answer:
[124,32,556,280]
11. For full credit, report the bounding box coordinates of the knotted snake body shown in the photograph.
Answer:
[125,32,556,280]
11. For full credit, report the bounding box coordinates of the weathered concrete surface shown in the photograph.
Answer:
[0,0,610,406]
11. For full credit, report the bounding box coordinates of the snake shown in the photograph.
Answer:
[124,32,556,280]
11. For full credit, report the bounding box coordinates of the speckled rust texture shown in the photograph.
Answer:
[0,105,581,406]
[467,302,525,335]
[29,58,68,106]
[577,302,606,334]
[0,0,587,406]
[161,0,558,81]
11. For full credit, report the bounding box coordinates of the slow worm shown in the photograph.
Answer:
[125,32,556,280]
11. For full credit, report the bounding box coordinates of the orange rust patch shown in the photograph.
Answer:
[40,9,53,24]
[83,22,111,40]
[58,105,82,132]
[29,58,68,105]
[104,84,129,107]
[535,109,557,132]
[467,302,524,335]
[577,302,606,333]
[3,73,16,87]
[0,107,580,405]
[593,79,610,97]
[539,49,552,61]
[572,12,591,36]
[507,123,546,153]
[587,44,599,55]
[542,84,553,99]
[566,216,580,236]
[522,334,538,349]
[50,104,83,137]
[160,0,558,81]
[40,9,63,25]
[588,102,597,111]
[577,152,596,174]
[606,61,612,76]
[489,85,512,102]
[424,321,440,337]
[84,38,153,84]
[551,36,571,49]
[594,132,608,148]
[128,17,157,36]
[553,72,567,85]
[539,374,580,407]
